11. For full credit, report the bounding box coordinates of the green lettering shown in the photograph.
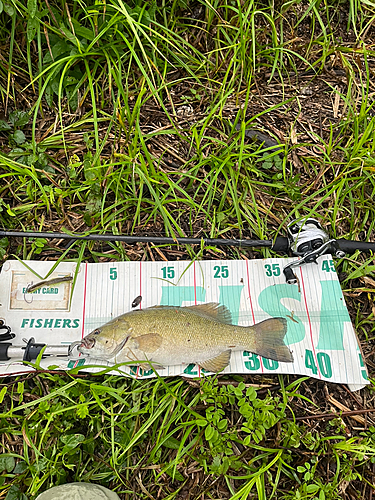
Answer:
[30,319,34,327]
[264,264,280,277]
[44,318,53,328]
[54,319,61,328]
[258,284,305,346]
[72,319,80,328]
[264,264,272,277]
[138,367,154,376]
[243,352,260,371]
[129,366,138,376]
[359,353,368,380]
[160,285,243,325]
[183,363,198,375]
[305,349,318,375]
[262,357,279,370]
[218,285,243,324]
[129,365,153,377]
[317,352,332,378]
[21,319,29,328]
[160,286,206,307]
[35,319,43,328]
[63,319,72,328]
[316,281,351,351]
[322,259,335,272]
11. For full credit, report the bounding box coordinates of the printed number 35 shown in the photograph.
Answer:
[264,264,280,277]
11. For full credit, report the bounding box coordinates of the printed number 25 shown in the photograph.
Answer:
[264,264,280,277]
[214,265,229,278]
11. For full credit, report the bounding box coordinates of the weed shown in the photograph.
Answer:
[0,1,375,498]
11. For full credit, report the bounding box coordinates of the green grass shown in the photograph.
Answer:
[1,0,375,498]
[1,373,375,499]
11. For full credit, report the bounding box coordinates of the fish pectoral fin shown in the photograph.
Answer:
[199,350,231,373]
[186,303,232,324]
[132,333,163,353]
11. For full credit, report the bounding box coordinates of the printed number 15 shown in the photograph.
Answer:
[162,266,175,279]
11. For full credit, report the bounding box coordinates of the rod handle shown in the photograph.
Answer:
[336,239,375,255]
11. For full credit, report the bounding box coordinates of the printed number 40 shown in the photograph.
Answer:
[264,264,280,277]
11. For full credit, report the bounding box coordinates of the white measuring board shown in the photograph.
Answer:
[0,258,368,390]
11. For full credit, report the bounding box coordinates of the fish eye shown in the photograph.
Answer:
[93,329,101,335]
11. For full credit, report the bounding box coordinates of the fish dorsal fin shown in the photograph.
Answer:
[133,333,163,353]
[199,350,231,373]
[186,303,232,324]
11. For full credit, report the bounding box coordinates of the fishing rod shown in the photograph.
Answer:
[0,218,373,363]
[0,220,374,252]
[1,218,375,284]
[0,228,280,248]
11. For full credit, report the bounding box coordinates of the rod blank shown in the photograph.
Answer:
[0,230,277,249]
[0,230,373,255]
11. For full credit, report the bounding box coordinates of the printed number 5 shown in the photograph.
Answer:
[110,268,117,280]
[265,264,280,277]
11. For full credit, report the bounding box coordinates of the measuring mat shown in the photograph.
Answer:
[0,258,368,390]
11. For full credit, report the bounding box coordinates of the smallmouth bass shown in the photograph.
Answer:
[77,303,293,372]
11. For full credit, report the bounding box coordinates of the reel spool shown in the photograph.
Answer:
[283,218,346,284]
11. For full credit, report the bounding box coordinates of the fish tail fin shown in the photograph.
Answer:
[251,318,293,363]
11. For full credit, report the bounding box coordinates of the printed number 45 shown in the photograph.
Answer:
[322,260,335,272]
[264,264,280,277]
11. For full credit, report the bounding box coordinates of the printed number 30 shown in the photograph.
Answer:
[264,264,280,277]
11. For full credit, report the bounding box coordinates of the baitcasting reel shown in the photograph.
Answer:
[283,218,346,284]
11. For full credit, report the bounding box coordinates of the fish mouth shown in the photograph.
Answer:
[68,340,81,357]
[73,337,96,355]
[71,335,130,359]
[80,337,96,349]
